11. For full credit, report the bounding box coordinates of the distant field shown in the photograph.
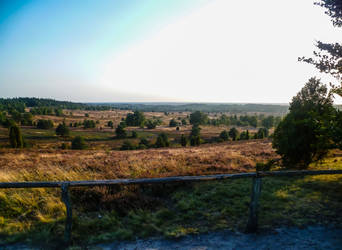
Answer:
[0,109,266,150]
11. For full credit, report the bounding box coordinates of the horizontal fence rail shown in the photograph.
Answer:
[1,170,341,189]
[0,170,342,243]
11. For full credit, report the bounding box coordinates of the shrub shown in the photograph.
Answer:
[72,136,87,150]
[272,78,335,168]
[107,121,114,128]
[120,140,136,150]
[139,138,150,148]
[190,111,208,125]
[219,130,229,141]
[180,134,187,147]
[155,133,170,148]
[169,119,178,127]
[131,131,138,138]
[83,120,96,129]
[228,127,239,141]
[189,125,201,146]
[146,119,157,129]
[125,111,145,127]
[9,125,23,148]
[56,122,70,137]
[115,125,127,139]
[36,119,54,129]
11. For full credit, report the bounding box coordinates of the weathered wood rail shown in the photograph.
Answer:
[1,169,342,243]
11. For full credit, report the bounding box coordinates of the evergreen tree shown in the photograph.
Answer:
[115,124,127,139]
[56,122,70,137]
[180,134,188,147]
[71,136,87,150]
[9,125,23,148]
[228,127,239,141]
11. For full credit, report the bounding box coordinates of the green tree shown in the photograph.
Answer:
[190,111,208,125]
[37,119,54,129]
[180,134,188,147]
[125,111,146,127]
[83,120,96,129]
[228,127,239,141]
[262,116,274,129]
[9,125,23,148]
[21,112,33,126]
[219,130,229,141]
[115,124,127,139]
[56,122,70,137]
[272,78,335,168]
[107,121,114,128]
[146,119,157,129]
[189,125,201,146]
[71,136,87,150]
[155,133,170,148]
[299,1,342,96]
[169,119,178,127]
[139,137,150,149]
[131,131,138,138]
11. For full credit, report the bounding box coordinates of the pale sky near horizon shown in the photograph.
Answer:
[0,0,341,103]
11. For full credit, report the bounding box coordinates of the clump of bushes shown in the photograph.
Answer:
[72,136,87,150]
[36,119,54,129]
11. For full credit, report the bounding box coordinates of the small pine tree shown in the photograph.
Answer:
[189,125,201,146]
[115,125,127,139]
[219,130,229,141]
[180,134,187,147]
[56,122,70,137]
[131,131,138,138]
[71,136,87,150]
[155,133,170,147]
[9,125,23,148]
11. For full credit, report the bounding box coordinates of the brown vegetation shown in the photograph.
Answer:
[0,140,277,182]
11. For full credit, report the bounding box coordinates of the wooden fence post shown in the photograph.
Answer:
[61,183,72,244]
[245,175,262,233]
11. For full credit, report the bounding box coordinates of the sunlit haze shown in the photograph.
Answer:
[0,0,341,103]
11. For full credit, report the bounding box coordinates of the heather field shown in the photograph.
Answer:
[0,140,276,182]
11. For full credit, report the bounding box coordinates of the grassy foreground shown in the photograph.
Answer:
[0,142,341,247]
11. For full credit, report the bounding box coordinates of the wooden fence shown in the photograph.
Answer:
[1,170,342,243]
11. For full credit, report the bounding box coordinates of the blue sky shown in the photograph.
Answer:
[0,0,341,103]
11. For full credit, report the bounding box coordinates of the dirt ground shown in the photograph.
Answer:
[98,226,342,250]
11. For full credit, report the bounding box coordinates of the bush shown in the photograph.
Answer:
[120,140,136,150]
[37,119,54,129]
[146,119,158,129]
[272,78,335,168]
[56,122,70,137]
[169,119,178,127]
[72,136,87,150]
[189,125,201,146]
[131,131,138,138]
[228,127,239,141]
[125,111,145,127]
[115,125,127,139]
[83,120,96,129]
[219,130,229,141]
[180,134,187,147]
[107,121,114,128]
[9,125,23,148]
[190,111,208,125]
[155,133,170,148]
[139,138,150,148]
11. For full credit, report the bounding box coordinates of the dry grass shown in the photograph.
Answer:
[0,139,277,182]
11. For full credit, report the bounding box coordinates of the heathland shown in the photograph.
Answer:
[0,98,341,248]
